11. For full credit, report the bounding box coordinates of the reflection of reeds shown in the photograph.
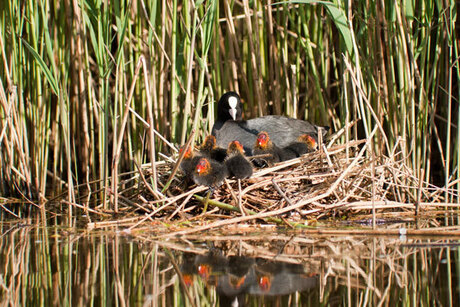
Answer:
[1,225,456,305]
[0,1,457,216]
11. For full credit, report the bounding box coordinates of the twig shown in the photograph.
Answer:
[272,178,294,206]
[162,129,196,194]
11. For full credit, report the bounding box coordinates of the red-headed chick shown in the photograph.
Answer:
[225,141,253,179]
[179,146,202,178]
[192,157,228,188]
[199,135,227,163]
[282,134,318,158]
[253,131,284,166]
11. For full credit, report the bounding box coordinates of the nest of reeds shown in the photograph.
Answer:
[95,125,455,233]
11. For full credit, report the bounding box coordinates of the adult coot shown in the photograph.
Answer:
[212,92,328,155]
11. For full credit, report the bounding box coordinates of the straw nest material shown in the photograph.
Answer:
[91,126,456,233]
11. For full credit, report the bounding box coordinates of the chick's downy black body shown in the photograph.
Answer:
[253,131,285,166]
[192,157,228,188]
[199,135,227,162]
[282,134,318,158]
[179,146,202,178]
[225,141,253,179]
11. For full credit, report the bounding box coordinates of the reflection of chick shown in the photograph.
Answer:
[197,264,212,280]
[182,274,194,287]
[257,275,272,292]
[226,256,255,291]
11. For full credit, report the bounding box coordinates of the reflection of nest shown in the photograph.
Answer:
[87,127,457,234]
[132,232,455,305]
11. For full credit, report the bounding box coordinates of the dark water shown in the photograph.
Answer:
[0,221,458,306]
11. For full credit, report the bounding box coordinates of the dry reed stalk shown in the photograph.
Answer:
[87,216,146,229]
[61,200,107,216]
[134,161,158,199]
[142,57,159,198]
[0,204,18,218]
[223,1,250,97]
[112,56,143,212]
[167,191,195,221]
[344,57,391,153]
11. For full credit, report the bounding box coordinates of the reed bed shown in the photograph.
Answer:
[0,0,458,218]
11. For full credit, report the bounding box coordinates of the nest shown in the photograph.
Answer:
[86,128,457,234]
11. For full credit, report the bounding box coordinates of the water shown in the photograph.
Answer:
[0,221,458,306]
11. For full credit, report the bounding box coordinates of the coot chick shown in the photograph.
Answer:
[199,135,227,163]
[282,134,318,158]
[192,157,228,189]
[253,131,285,166]
[225,141,253,179]
[246,115,327,148]
[212,92,328,154]
[225,141,252,215]
[179,146,202,178]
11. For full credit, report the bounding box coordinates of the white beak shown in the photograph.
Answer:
[229,108,237,121]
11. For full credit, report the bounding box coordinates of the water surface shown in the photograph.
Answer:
[0,220,458,306]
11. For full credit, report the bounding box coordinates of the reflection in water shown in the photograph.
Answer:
[181,251,318,305]
[0,221,458,306]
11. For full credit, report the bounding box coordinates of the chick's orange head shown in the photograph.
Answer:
[298,134,317,148]
[257,132,270,147]
[306,135,316,147]
[228,140,244,153]
[203,135,217,149]
[195,158,211,174]
[180,146,193,158]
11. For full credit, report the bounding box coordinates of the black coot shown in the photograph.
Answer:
[212,92,328,155]
[212,91,243,130]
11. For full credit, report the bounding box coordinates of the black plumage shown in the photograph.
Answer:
[199,135,227,163]
[212,92,328,155]
[225,141,253,179]
[192,157,228,188]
